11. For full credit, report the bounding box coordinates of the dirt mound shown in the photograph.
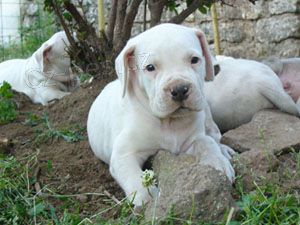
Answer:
[0,69,124,216]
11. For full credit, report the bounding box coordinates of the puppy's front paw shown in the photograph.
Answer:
[220,144,236,160]
[129,185,159,206]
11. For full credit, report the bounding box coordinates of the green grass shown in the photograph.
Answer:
[232,182,300,225]
[1,151,300,225]
[30,113,85,145]
[0,81,18,124]
[0,153,97,224]
[79,73,93,83]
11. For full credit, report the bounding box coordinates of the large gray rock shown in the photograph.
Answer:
[221,109,300,154]
[219,22,250,43]
[269,0,299,15]
[256,14,300,43]
[233,149,279,191]
[276,38,300,57]
[216,0,266,20]
[145,151,234,223]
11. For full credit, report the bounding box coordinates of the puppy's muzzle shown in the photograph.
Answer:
[171,84,190,102]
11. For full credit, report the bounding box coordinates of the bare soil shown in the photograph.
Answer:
[0,68,125,218]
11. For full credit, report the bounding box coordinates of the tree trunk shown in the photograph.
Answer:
[113,0,128,46]
[148,0,168,27]
[107,0,118,45]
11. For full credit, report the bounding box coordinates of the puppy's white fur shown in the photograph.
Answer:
[0,31,78,105]
[87,24,234,206]
[204,56,299,132]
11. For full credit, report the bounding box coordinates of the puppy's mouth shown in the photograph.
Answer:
[170,105,199,117]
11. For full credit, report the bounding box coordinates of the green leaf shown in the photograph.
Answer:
[28,202,46,217]
[198,5,208,14]
[63,12,72,22]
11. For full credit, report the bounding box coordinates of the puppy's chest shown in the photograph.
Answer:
[159,124,193,154]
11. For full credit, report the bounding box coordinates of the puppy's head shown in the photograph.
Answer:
[33,31,73,82]
[115,24,215,118]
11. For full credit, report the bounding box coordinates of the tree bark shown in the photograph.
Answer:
[50,0,76,48]
[143,0,147,31]
[122,0,143,42]
[113,0,128,46]
[148,0,168,27]
[112,0,143,58]
[107,0,118,45]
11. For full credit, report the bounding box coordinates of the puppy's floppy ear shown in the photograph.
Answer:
[33,43,53,73]
[43,45,52,64]
[194,30,214,81]
[115,40,136,98]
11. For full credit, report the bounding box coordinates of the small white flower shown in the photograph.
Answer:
[141,169,156,188]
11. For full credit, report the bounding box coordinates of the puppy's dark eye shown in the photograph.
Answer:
[146,64,155,72]
[191,57,200,64]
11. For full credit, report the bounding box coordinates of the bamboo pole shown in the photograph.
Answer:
[211,3,221,55]
[98,0,105,34]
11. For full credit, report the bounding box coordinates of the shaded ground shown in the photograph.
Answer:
[0,68,125,218]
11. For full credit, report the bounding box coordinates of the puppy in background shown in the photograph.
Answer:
[204,56,299,132]
[263,58,300,107]
[0,31,79,105]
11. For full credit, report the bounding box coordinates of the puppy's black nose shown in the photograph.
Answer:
[171,84,189,101]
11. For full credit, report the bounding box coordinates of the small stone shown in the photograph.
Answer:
[76,194,89,203]
[0,138,12,154]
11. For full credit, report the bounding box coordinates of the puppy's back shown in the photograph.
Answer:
[0,59,27,89]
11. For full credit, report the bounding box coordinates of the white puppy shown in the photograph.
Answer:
[87,24,234,206]
[0,31,79,105]
[204,56,299,132]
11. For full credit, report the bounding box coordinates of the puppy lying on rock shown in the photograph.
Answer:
[0,31,79,105]
[204,56,299,132]
[87,24,234,206]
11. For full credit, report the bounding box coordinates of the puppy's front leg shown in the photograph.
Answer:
[204,103,236,159]
[110,137,158,206]
[296,98,300,113]
[191,135,235,182]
